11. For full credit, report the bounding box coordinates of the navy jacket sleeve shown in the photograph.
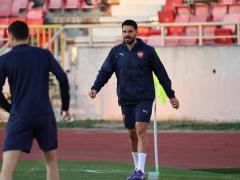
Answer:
[91,49,115,92]
[0,60,11,112]
[150,48,175,99]
[48,51,70,111]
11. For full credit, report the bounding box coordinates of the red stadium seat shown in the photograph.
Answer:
[175,5,191,16]
[164,36,180,46]
[228,4,240,14]
[212,4,228,22]
[26,9,43,19]
[164,0,184,11]
[64,0,80,9]
[138,27,151,36]
[180,15,206,46]
[149,29,161,36]
[194,4,210,20]
[215,28,233,45]
[168,15,190,35]
[222,13,240,33]
[47,0,63,9]
[166,15,190,46]
[26,9,44,25]
[203,26,216,45]
[190,15,208,22]
[137,27,161,37]
[179,26,198,45]
[11,0,21,17]
[158,10,175,23]
[220,0,236,4]
[0,0,12,17]
[19,0,29,9]
[0,18,8,46]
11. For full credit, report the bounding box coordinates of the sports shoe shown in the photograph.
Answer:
[127,170,137,180]
[132,170,145,180]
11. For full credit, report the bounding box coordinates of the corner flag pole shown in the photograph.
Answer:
[153,99,160,174]
[149,74,167,179]
[148,95,160,179]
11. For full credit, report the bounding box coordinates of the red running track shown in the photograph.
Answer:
[0,129,240,169]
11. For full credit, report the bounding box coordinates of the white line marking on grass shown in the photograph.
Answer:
[84,170,104,173]
[15,168,130,174]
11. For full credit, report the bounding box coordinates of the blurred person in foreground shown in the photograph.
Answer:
[0,21,70,180]
[89,19,179,180]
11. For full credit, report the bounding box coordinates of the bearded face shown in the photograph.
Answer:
[122,25,137,45]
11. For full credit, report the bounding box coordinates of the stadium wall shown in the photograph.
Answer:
[66,46,240,122]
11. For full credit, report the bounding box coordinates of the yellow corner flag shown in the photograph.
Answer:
[153,74,167,104]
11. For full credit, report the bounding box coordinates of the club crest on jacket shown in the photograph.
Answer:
[137,51,144,58]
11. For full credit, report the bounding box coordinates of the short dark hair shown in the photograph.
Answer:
[122,19,138,30]
[8,21,29,40]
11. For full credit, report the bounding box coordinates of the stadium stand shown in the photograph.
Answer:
[156,0,240,46]
[0,0,240,47]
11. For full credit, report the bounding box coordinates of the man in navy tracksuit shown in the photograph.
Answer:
[0,21,70,180]
[89,20,179,180]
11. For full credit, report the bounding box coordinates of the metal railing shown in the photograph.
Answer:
[1,21,240,55]
[63,22,240,46]
[0,25,65,64]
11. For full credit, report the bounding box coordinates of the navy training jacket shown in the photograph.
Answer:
[0,44,70,118]
[91,38,175,105]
